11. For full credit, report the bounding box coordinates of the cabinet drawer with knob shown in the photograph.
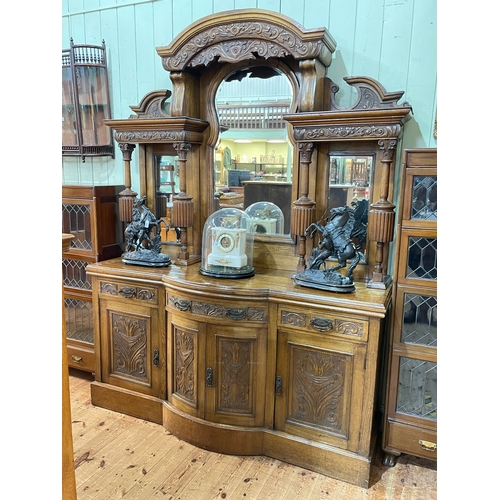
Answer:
[67,344,95,372]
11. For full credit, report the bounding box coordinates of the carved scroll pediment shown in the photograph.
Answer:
[330,76,412,112]
[128,90,172,119]
[157,10,336,71]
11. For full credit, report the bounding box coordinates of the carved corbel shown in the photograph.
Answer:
[172,142,193,261]
[367,138,397,288]
[292,142,316,272]
[117,143,137,222]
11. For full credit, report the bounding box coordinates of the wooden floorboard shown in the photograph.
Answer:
[69,369,437,500]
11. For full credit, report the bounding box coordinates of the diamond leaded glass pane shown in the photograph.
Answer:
[62,258,91,289]
[401,293,437,347]
[65,298,94,344]
[406,237,437,280]
[411,175,437,220]
[62,203,92,251]
[396,357,437,421]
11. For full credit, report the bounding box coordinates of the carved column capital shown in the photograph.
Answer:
[118,142,136,162]
[173,142,192,161]
[298,142,314,164]
[377,139,397,162]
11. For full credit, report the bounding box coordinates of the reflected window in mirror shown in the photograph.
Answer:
[328,154,374,260]
[154,154,181,244]
[214,68,294,236]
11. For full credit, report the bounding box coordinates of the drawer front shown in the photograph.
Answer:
[166,292,267,324]
[278,307,369,342]
[385,419,437,461]
[98,279,159,306]
[67,343,95,373]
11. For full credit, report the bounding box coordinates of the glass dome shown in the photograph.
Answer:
[244,202,284,235]
[199,207,255,278]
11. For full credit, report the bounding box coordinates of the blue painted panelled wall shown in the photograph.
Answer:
[62,0,437,190]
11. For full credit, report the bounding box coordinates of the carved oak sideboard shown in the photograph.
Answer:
[87,258,390,488]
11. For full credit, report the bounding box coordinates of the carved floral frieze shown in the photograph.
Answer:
[161,21,331,71]
[293,125,402,142]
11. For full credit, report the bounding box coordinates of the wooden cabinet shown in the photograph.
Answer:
[382,149,437,465]
[166,291,268,427]
[87,259,390,487]
[62,185,124,373]
[88,262,167,423]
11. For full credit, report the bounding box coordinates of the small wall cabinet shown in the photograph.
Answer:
[62,185,123,372]
[382,148,437,464]
[62,39,114,160]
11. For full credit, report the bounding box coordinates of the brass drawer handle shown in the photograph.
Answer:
[174,298,191,311]
[119,286,135,298]
[71,355,82,363]
[310,317,333,332]
[419,440,437,452]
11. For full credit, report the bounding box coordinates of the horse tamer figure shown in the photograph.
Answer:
[298,205,363,291]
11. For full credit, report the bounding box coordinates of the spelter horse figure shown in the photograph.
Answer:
[124,196,168,252]
[304,205,363,281]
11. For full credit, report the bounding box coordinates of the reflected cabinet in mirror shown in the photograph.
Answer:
[213,69,294,237]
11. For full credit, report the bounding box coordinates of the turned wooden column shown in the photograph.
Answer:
[118,143,137,222]
[291,142,316,272]
[367,139,397,288]
[172,142,192,261]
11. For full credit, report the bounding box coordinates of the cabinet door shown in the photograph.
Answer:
[274,329,367,452]
[205,324,267,427]
[99,297,164,398]
[169,315,206,419]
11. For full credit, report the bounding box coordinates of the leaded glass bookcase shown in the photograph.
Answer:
[62,185,123,372]
[382,148,437,465]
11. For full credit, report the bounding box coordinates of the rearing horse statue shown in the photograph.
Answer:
[304,206,363,281]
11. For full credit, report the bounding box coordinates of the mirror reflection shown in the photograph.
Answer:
[328,155,373,259]
[154,154,181,243]
[214,68,293,235]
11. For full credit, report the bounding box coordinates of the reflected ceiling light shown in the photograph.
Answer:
[233,139,253,143]
[267,139,287,143]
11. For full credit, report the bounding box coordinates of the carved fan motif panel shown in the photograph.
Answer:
[174,326,197,407]
[110,311,150,384]
[216,337,255,416]
[289,344,351,438]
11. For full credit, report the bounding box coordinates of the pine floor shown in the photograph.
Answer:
[69,369,437,500]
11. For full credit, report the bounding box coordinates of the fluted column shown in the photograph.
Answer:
[367,139,397,288]
[291,142,316,272]
[118,143,137,222]
[172,142,192,261]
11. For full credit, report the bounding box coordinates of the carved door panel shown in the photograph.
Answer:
[274,329,367,452]
[205,324,267,427]
[99,298,163,397]
[169,315,207,420]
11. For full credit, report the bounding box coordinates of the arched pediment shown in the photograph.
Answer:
[157,9,336,72]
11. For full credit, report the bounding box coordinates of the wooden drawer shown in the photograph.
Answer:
[67,343,95,373]
[166,292,268,324]
[98,279,159,306]
[278,306,369,342]
[385,419,437,461]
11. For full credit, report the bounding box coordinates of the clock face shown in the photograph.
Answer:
[216,232,236,253]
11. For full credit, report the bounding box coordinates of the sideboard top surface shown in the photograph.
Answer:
[87,258,391,318]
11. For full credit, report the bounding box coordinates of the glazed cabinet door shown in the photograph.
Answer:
[97,281,166,399]
[274,328,368,453]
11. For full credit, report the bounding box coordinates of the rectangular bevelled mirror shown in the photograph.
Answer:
[327,154,373,261]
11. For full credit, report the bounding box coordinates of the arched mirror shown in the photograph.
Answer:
[213,67,294,236]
